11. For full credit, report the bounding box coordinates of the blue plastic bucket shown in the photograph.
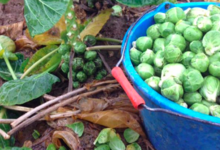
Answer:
[122,2,220,150]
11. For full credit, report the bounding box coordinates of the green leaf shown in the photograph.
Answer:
[3,147,32,150]
[94,128,111,145]
[0,53,24,81]
[94,144,111,150]
[32,130,40,140]
[24,45,61,75]
[0,73,59,106]
[0,0,9,4]
[116,0,176,7]
[46,143,56,150]
[123,128,140,143]
[109,137,125,150]
[66,122,84,137]
[126,143,142,150]
[19,58,30,73]
[24,0,69,37]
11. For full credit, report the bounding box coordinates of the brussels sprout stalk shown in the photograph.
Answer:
[3,54,17,80]
[96,37,122,44]
[86,45,121,51]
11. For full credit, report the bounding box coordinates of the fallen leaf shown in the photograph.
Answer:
[79,98,108,113]
[77,109,145,137]
[80,9,112,40]
[15,36,37,51]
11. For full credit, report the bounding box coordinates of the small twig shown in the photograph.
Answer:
[98,52,112,75]
[0,128,10,139]
[68,50,75,92]
[8,84,119,136]
[96,37,122,44]
[0,119,16,124]
[11,80,117,128]
[3,106,33,112]
[43,110,81,121]
[43,94,56,101]
[86,45,121,51]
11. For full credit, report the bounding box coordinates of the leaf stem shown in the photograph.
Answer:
[3,55,17,80]
[20,47,59,79]
[96,37,122,44]
[86,45,121,51]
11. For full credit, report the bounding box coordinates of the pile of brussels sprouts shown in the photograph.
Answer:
[130,5,220,117]
[59,35,107,88]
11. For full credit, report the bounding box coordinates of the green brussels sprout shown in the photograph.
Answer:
[175,20,191,34]
[201,100,216,108]
[153,50,167,68]
[84,51,97,61]
[145,76,161,92]
[209,52,220,63]
[94,57,103,69]
[153,38,165,52]
[182,68,204,92]
[154,66,162,76]
[73,81,80,89]
[202,30,220,56]
[83,35,97,46]
[62,52,70,63]
[209,61,220,78]
[165,7,186,23]
[200,76,220,102]
[181,51,195,68]
[189,41,204,54]
[98,69,107,76]
[123,128,140,143]
[165,34,186,51]
[164,45,182,63]
[186,8,210,22]
[176,99,188,108]
[210,105,220,117]
[190,103,210,115]
[140,49,155,64]
[83,61,96,76]
[146,24,161,40]
[211,21,220,32]
[130,47,142,66]
[74,41,86,54]
[112,5,122,17]
[159,22,175,38]
[183,92,202,105]
[95,69,107,80]
[68,71,77,81]
[58,44,71,55]
[191,53,209,73]
[126,143,141,150]
[76,71,87,82]
[72,57,84,71]
[208,5,220,15]
[161,77,184,102]
[136,36,153,52]
[210,14,220,23]
[0,35,16,52]
[183,26,203,42]
[136,63,154,80]
[154,12,166,23]
[193,16,213,32]
[61,62,69,73]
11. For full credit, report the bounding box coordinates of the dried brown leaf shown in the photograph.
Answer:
[79,98,108,113]
[15,36,37,51]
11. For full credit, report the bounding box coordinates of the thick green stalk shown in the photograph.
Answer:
[96,37,122,44]
[3,55,17,80]
[86,45,121,51]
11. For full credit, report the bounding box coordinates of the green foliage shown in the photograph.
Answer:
[0,0,9,4]
[66,122,84,137]
[116,0,176,7]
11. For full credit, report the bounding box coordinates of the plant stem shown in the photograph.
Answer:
[20,48,59,79]
[86,45,121,51]
[68,50,75,92]
[3,55,17,80]
[3,106,33,112]
[98,52,112,75]
[96,37,122,44]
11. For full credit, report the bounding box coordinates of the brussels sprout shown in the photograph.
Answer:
[99,69,107,76]
[191,53,209,73]
[74,41,86,54]
[146,24,161,40]
[202,30,220,56]
[72,57,84,71]
[153,38,165,52]
[175,20,191,34]
[200,76,220,102]
[95,69,107,80]
[94,57,103,69]
[153,50,167,68]
[182,68,204,92]
[208,5,220,15]
[126,143,142,150]
[210,14,220,23]
[186,8,210,22]
[62,52,70,63]
[84,51,97,61]
[183,26,203,42]
[211,21,220,32]
[183,92,202,105]
[164,45,182,63]
[193,16,213,32]
[189,41,204,54]
[166,7,186,23]
[0,35,16,52]
[68,71,77,81]
[124,128,140,143]
[159,22,175,38]
[209,52,220,63]
[154,66,162,76]
[165,34,186,51]
[181,51,195,68]
[136,36,153,52]
[61,62,69,73]
[76,71,87,82]
[58,44,71,55]
[140,49,155,64]
[73,81,79,89]
[210,105,220,117]
[201,100,216,108]
[145,76,161,92]
[83,35,97,46]
[209,61,220,78]
[154,12,166,23]
[130,48,142,66]
[176,99,188,108]
[161,77,184,102]
[190,103,209,115]
[136,63,154,80]
[83,61,96,76]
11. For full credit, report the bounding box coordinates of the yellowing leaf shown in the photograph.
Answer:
[80,9,112,40]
